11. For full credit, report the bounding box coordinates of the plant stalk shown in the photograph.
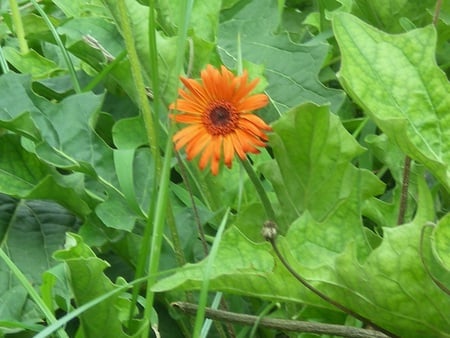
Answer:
[173,301,391,338]
[8,0,29,53]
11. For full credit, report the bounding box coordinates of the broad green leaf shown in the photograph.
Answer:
[333,13,450,192]
[112,116,147,150]
[156,0,221,42]
[350,0,436,33]
[0,135,91,217]
[420,220,450,298]
[0,195,78,327]
[434,214,450,271]
[218,0,345,117]
[262,103,385,230]
[0,73,144,232]
[54,233,132,338]
[52,0,110,18]
[2,48,62,79]
[323,176,449,337]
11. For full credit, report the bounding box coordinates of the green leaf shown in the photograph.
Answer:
[350,0,436,33]
[52,0,110,18]
[0,195,78,326]
[218,0,345,117]
[0,134,91,216]
[434,214,450,270]
[262,103,385,230]
[54,233,132,338]
[2,48,62,79]
[333,13,450,192]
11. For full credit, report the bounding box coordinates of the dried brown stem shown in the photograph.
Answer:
[172,301,391,338]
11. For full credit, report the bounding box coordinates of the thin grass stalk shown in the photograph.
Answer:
[8,0,29,53]
[193,209,230,338]
[29,0,81,93]
[0,248,68,338]
[116,0,159,167]
[116,0,161,325]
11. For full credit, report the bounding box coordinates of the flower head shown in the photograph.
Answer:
[169,64,271,175]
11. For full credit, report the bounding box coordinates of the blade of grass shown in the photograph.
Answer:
[0,248,68,338]
[194,208,230,338]
[29,0,81,93]
[201,292,224,337]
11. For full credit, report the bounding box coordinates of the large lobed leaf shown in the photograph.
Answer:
[333,13,450,192]
[0,195,78,328]
[218,0,345,118]
[54,233,132,337]
[0,73,152,232]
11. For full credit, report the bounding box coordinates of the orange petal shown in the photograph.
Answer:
[238,94,269,112]
[223,136,235,167]
[230,132,247,160]
[198,140,214,171]
[185,132,211,160]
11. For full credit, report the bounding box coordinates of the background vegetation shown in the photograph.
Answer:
[0,0,449,337]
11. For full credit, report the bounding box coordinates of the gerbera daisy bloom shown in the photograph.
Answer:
[169,64,271,175]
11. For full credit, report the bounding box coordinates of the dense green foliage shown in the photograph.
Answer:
[0,0,449,337]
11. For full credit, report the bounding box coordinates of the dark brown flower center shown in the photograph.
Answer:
[210,106,231,126]
[204,101,239,135]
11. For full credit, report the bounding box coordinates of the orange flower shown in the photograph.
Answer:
[169,65,271,175]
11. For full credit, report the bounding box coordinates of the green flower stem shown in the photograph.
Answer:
[30,0,81,93]
[116,0,159,169]
[240,157,277,222]
[0,248,68,338]
[8,0,28,54]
